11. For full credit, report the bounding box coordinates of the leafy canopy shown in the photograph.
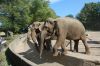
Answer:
[76,2,100,30]
[0,0,57,33]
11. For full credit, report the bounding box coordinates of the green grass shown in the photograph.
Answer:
[0,52,8,66]
[0,35,19,66]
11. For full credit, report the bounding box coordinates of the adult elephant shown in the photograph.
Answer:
[40,17,90,58]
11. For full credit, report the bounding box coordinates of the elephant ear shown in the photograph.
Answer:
[53,20,58,29]
[52,20,57,29]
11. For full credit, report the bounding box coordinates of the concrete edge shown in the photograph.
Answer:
[66,52,100,64]
[8,34,100,66]
[8,34,38,66]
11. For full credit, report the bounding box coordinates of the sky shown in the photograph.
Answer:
[49,0,100,17]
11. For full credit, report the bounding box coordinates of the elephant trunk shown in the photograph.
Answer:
[31,30,39,46]
[32,37,39,46]
[40,30,47,59]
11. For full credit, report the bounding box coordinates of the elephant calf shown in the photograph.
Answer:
[27,22,52,51]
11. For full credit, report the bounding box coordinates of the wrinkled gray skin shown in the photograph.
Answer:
[40,17,90,58]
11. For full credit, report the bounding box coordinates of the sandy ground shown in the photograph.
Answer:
[15,31,100,66]
[66,31,100,56]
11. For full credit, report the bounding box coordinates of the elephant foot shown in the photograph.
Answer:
[85,51,90,55]
[58,51,62,56]
[53,52,58,56]
[73,50,77,53]
[63,51,67,55]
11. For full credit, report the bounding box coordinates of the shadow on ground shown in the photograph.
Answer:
[87,41,100,44]
[19,41,84,66]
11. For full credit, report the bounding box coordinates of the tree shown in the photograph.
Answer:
[0,0,57,33]
[30,0,57,22]
[76,2,100,30]
[0,0,33,33]
[66,14,74,18]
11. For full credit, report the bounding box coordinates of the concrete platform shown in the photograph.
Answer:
[8,32,100,66]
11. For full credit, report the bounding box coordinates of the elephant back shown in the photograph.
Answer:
[55,17,86,40]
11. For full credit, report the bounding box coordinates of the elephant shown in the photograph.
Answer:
[66,34,91,52]
[27,25,32,41]
[39,17,90,58]
[27,24,38,45]
[27,22,52,51]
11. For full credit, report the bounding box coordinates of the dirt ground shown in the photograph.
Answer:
[66,31,100,56]
[16,31,100,66]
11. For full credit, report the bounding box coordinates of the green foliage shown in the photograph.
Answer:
[76,2,100,30]
[0,0,57,33]
[0,35,17,66]
[66,14,74,18]
[0,52,8,66]
[0,16,12,31]
[30,0,57,21]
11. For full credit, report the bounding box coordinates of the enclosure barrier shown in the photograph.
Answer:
[8,34,100,66]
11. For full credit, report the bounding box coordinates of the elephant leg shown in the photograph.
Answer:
[61,41,67,55]
[74,40,79,52]
[43,41,47,50]
[53,43,60,56]
[45,39,52,51]
[53,34,66,56]
[40,41,44,56]
[34,35,40,52]
[81,37,90,54]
